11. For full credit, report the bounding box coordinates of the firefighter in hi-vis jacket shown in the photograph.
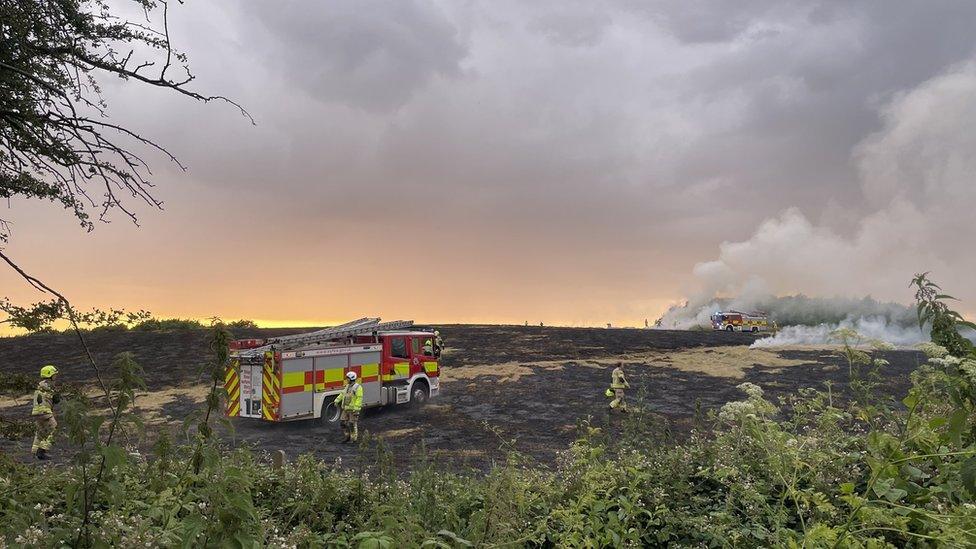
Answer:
[32,365,60,460]
[608,363,630,412]
[334,371,364,443]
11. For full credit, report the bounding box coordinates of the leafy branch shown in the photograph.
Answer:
[0,0,252,243]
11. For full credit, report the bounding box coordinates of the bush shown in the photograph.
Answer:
[0,373,34,396]
[131,318,205,331]
[3,354,976,547]
[227,319,259,329]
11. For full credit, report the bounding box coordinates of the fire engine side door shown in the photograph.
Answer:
[410,336,439,378]
[240,359,263,418]
[280,357,314,419]
[385,336,411,381]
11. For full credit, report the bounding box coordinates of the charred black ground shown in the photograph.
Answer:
[0,325,924,470]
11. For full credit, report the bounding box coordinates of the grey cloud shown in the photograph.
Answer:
[529,7,613,47]
[99,0,976,316]
[663,0,976,221]
[243,0,467,113]
[629,0,829,44]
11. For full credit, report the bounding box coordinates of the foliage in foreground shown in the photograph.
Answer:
[3,347,976,548]
[0,297,257,334]
[1,277,975,547]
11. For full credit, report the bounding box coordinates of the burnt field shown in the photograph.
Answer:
[0,325,925,470]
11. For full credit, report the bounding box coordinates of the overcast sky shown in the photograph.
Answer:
[3,0,976,328]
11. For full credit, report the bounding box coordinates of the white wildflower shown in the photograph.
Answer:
[960,359,976,385]
[931,355,963,369]
[736,382,764,399]
[917,342,949,359]
[719,400,757,421]
[871,340,895,351]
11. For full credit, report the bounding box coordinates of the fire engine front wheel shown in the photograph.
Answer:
[726,325,734,332]
[411,381,430,407]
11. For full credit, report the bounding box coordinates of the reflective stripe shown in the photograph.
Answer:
[32,381,55,416]
[423,361,438,374]
[262,352,280,421]
[361,363,379,380]
[316,368,345,390]
[382,362,411,381]
[224,359,240,417]
[282,371,305,391]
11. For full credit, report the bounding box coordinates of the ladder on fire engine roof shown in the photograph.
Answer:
[240,317,416,355]
[726,310,768,317]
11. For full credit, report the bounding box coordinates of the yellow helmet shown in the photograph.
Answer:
[605,388,614,398]
[40,365,58,379]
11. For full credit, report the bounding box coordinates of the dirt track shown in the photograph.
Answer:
[0,325,925,470]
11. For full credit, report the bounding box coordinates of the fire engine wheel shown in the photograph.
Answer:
[410,381,430,407]
[322,401,341,424]
[726,325,734,332]
[751,327,759,333]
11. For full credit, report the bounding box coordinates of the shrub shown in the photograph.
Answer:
[227,319,259,329]
[131,318,205,331]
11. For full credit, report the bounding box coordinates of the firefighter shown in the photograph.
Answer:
[423,336,434,356]
[608,362,630,412]
[433,330,443,357]
[31,365,60,460]
[334,371,363,443]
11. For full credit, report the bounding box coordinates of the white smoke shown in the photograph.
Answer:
[657,294,915,330]
[750,317,927,349]
[659,58,976,336]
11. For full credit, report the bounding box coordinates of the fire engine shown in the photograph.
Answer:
[224,318,440,423]
[710,310,771,332]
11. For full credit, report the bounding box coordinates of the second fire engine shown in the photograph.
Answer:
[710,310,772,332]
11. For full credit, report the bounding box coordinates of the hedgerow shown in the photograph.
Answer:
[0,297,259,334]
[1,276,975,547]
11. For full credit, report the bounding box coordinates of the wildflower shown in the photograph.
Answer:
[719,400,757,421]
[736,382,764,399]
[872,340,895,351]
[960,359,976,385]
[917,342,949,359]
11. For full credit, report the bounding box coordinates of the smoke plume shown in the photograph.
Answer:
[657,58,976,345]
[749,318,927,349]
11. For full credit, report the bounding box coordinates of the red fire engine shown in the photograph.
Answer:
[710,310,771,332]
[224,318,440,423]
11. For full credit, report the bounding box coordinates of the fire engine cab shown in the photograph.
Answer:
[711,310,771,332]
[224,318,440,423]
